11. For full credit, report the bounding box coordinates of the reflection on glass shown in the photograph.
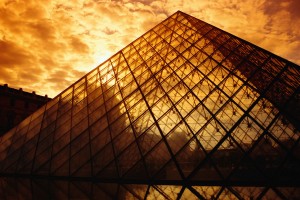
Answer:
[0,11,299,199]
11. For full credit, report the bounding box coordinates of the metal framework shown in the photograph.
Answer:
[0,11,299,199]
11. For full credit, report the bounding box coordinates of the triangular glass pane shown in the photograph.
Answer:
[190,158,223,182]
[175,137,205,178]
[17,142,37,173]
[154,160,182,181]
[117,140,142,177]
[192,186,222,199]
[92,141,116,175]
[32,180,54,198]
[155,185,182,199]
[144,140,171,178]
[231,116,263,151]
[229,153,266,183]
[146,185,173,199]
[216,100,244,131]
[277,187,300,199]
[138,125,162,156]
[180,187,199,200]
[261,188,282,199]
[121,184,148,200]
[232,186,265,199]
[268,115,299,150]
[122,159,148,180]
[232,84,260,111]
[117,185,141,200]
[166,123,192,155]
[32,131,54,173]
[94,183,118,199]
[218,187,239,199]
[50,144,69,176]
[96,160,119,179]
[195,119,226,150]
[0,178,32,199]
[34,158,51,175]
[210,136,244,179]
[249,98,278,129]
[249,134,288,178]
[69,181,91,199]
[70,143,91,176]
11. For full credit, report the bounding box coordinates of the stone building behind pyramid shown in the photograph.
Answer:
[0,11,299,199]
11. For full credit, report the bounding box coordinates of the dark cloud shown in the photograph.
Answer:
[47,70,72,88]
[0,39,31,66]
[263,0,300,19]
[108,43,118,52]
[19,6,47,19]
[102,27,118,35]
[18,71,41,83]
[69,36,90,54]
[71,69,86,79]
[0,8,23,35]
[26,20,56,41]
[0,68,16,82]
[94,2,124,21]
[289,0,300,19]
[39,57,59,69]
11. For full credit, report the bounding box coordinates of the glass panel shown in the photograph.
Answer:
[0,11,299,199]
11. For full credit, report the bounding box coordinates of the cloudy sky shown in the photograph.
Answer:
[1,0,299,98]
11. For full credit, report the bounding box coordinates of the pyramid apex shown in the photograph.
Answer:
[174,10,186,16]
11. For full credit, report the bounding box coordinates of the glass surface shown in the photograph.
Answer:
[0,11,299,199]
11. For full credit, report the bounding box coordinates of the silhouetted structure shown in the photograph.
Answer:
[0,11,299,199]
[0,84,51,136]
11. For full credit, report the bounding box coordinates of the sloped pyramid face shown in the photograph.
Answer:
[0,11,300,199]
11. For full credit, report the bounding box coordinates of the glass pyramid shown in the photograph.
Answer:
[0,11,299,199]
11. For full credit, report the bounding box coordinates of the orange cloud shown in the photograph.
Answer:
[0,0,299,98]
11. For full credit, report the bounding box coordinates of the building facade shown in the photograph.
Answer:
[0,84,51,136]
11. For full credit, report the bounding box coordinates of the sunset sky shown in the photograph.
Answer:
[1,0,299,98]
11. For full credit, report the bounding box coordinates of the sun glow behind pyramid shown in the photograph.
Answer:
[0,11,299,199]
